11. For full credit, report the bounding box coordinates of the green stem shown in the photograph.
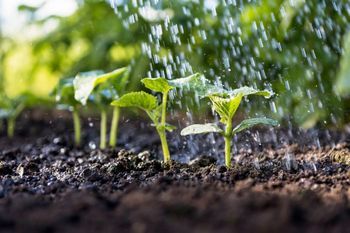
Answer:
[72,108,81,146]
[161,92,168,126]
[158,129,170,163]
[224,120,233,168]
[7,117,15,139]
[100,109,107,149]
[109,106,120,148]
[160,91,171,163]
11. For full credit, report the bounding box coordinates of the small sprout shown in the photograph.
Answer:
[0,93,52,138]
[73,67,128,149]
[53,78,82,146]
[181,86,278,167]
[112,74,203,164]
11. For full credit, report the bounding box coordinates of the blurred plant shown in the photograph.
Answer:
[0,93,52,138]
[335,31,350,97]
[181,87,277,167]
[53,78,82,146]
[73,67,128,149]
[12,0,350,127]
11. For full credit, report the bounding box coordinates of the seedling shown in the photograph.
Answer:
[53,78,82,146]
[0,93,52,138]
[181,86,278,167]
[111,74,205,163]
[73,67,128,149]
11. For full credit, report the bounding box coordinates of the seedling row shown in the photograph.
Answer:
[0,68,278,167]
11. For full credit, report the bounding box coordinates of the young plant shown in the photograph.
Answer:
[53,78,82,146]
[73,67,128,149]
[111,74,204,163]
[181,86,278,167]
[0,93,52,138]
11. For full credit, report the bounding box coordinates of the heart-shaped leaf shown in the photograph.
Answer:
[141,77,174,93]
[111,91,158,111]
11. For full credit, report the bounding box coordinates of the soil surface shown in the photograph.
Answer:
[0,111,349,233]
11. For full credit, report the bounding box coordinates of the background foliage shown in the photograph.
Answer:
[1,0,350,128]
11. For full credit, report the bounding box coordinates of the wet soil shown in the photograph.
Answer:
[0,111,349,233]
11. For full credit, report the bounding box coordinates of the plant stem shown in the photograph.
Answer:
[224,120,233,167]
[7,117,15,139]
[109,106,120,148]
[158,129,170,163]
[72,108,81,146]
[100,109,107,149]
[159,91,170,163]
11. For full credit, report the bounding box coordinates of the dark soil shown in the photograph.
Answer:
[0,111,349,233]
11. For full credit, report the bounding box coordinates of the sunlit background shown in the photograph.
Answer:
[1,0,350,128]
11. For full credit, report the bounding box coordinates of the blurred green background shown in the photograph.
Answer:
[1,0,350,128]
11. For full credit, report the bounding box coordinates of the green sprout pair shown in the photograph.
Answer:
[111,73,210,163]
[54,67,129,148]
[181,86,278,167]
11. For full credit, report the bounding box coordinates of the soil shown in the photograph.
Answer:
[0,111,349,233]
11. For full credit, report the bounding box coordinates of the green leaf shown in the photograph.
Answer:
[141,77,174,93]
[74,67,128,105]
[111,91,158,111]
[181,123,223,136]
[209,95,243,124]
[169,73,224,97]
[232,117,279,135]
[53,78,79,108]
[114,68,130,94]
[208,86,274,124]
[228,86,274,99]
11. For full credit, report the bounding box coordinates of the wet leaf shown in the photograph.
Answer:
[228,86,274,99]
[209,95,243,124]
[181,123,223,136]
[208,86,274,124]
[141,77,174,93]
[169,73,223,97]
[111,91,158,111]
[74,67,128,105]
[232,117,279,134]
